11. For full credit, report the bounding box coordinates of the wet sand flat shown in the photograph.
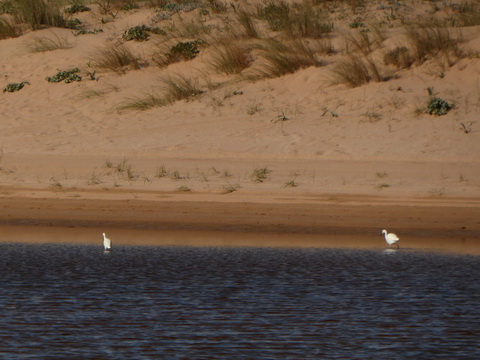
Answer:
[1,189,479,240]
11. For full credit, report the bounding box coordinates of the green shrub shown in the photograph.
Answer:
[3,81,30,92]
[123,25,149,41]
[168,40,203,60]
[65,17,81,29]
[425,97,455,115]
[349,18,365,28]
[122,25,165,41]
[64,4,91,14]
[46,68,82,83]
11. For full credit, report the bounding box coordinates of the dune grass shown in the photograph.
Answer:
[0,16,18,39]
[236,8,259,38]
[332,55,384,88]
[210,40,253,75]
[252,38,321,79]
[26,32,72,52]
[160,73,205,102]
[404,24,464,64]
[119,74,205,112]
[14,0,66,30]
[256,0,333,38]
[90,43,142,73]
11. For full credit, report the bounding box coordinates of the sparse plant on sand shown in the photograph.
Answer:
[170,170,184,181]
[122,25,164,41]
[221,184,240,194]
[176,185,191,192]
[65,4,91,14]
[282,177,298,188]
[88,171,102,185]
[424,88,455,116]
[156,165,168,178]
[46,68,81,83]
[252,166,270,183]
[425,97,455,115]
[460,122,474,133]
[3,81,30,92]
[376,183,391,190]
[155,40,205,67]
[49,176,62,189]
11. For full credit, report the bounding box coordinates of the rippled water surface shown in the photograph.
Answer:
[1,242,479,359]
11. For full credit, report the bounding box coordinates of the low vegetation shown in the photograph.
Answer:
[46,68,81,83]
[3,81,30,92]
[89,43,142,73]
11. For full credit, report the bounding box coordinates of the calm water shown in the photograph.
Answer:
[0,243,479,359]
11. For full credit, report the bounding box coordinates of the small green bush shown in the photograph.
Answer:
[123,25,150,41]
[425,97,455,116]
[168,40,203,61]
[123,3,139,11]
[65,18,82,29]
[65,4,91,14]
[46,68,82,83]
[349,19,365,28]
[122,25,165,41]
[3,81,30,92]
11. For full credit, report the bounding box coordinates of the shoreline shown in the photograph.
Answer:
[1,188,479,238]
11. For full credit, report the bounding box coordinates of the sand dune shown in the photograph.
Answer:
[1,0,479,242]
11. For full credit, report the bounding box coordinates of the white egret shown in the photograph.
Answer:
[382,229,399,248]
[103,232,112,251]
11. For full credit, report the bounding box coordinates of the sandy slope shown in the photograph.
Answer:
[0,1,480,242]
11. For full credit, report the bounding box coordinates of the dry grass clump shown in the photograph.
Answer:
[160,73,205,102]
[169,16,213,38]
[14,0,65,30]
[449,1,480,26]
[236,8,259,38]
[119,73,205,112]
[256,0,333,38]
[383,46,414,69]
[405,24,464,64]
[332,55,385,88]
[210,40,253,75]
[345,30,382,56]
[0,15,18,39]
[253,38,322,79]
[26,33,72,52]
[90,43,142,73]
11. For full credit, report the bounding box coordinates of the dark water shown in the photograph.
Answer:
[0,243,479,359]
